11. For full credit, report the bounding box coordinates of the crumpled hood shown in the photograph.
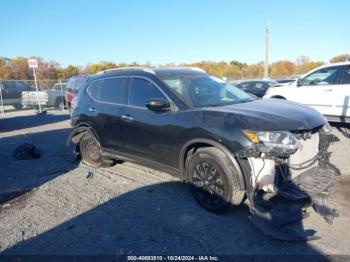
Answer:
[207,98,326,131]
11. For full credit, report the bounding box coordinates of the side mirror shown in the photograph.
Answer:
[146,98,171,112]
[296,78,303,87]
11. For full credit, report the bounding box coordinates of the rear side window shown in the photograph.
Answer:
[254,82,264,89]
[3,81,16,89]
[341,66,350,84]
[238,82,251,90]
[128,78,166,108]
[15,81,30,91]
[98,77,128,104]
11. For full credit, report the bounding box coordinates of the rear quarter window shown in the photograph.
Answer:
[87,79,103,100]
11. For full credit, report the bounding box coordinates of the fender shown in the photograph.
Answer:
[66,123,101,146]
[179,138,246,191]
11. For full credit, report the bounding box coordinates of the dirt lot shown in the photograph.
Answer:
[1,108,350,257]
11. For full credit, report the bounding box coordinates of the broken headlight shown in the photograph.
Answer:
[243,131,300,154]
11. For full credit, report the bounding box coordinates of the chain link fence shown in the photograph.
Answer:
[0,79,68,115]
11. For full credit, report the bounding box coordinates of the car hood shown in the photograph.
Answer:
[206,98,326,131]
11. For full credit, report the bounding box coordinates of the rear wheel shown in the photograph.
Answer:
[186,147,243,213]
[79,133,115,168]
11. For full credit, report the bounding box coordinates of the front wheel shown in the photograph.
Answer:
[186,147,244,213]
[79,133,115,168]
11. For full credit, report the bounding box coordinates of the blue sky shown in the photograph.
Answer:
[0,0,349,67]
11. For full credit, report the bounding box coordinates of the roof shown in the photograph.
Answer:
[95,67,207,76]
[154,67,207,76]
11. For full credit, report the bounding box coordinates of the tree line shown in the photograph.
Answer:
[0,54,349,81]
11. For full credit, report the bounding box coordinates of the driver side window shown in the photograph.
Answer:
[301,66,341,86]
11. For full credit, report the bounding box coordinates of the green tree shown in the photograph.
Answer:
[330,54,350,63]
[65,65,79,77]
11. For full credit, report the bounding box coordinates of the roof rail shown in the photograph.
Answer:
[96,67,155,75]
[156,67,207,73]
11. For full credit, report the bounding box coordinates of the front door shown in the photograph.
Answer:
[123,77,179,167]
[288,66,343,116]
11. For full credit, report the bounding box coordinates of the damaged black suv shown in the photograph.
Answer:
[69,67,339,240]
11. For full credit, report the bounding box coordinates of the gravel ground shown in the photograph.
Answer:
[0,108,350,257]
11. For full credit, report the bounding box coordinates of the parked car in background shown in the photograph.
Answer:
[234,80,276,97]
[0,81,33,109]
[21,83,67,110]
[264,62,350,123]
[68,67,338,240]
[65,75,87,112]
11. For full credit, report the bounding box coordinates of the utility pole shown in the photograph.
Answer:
[264,23,269,79]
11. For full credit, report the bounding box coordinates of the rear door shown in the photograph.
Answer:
[87,76,129,152]
[287,66,343,116]
[333,65,350,119]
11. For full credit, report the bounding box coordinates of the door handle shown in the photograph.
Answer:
[323,88,333,92]
[88,107,97,112]
[121,115,133,122]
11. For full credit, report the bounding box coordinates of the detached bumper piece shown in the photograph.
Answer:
[249,166,338,241]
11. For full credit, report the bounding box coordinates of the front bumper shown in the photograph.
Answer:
[250,166,338,241]
[237,129,340,241]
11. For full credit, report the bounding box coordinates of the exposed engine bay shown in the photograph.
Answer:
[238,124,340,241]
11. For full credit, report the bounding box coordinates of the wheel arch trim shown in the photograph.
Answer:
[66,122,101,146]
[179,138,246,191]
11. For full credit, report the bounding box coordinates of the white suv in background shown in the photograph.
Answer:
[264,62,350,123]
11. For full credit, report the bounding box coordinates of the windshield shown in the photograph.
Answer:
[159,74,253,107]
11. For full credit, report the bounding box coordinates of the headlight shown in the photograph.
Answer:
[243,130,300,151]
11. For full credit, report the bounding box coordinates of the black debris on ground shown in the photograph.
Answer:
[13,143,41,160]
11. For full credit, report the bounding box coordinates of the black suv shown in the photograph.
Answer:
[69,67,339,240]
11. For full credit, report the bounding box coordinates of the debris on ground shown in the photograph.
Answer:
[86,171,94,179]
[13,143,41,160]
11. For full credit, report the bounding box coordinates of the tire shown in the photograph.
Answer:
[79,133,115,168]
[186,147,243,213]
